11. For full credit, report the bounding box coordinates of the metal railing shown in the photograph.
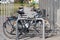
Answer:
[16,18,45,40]
[0,2,14,24]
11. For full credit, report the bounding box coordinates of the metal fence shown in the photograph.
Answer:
[0,2,14,25]
[39,0,60,31]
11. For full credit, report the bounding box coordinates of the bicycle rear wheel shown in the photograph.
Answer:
[3,20,17,39]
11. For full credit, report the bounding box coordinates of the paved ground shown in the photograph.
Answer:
[0,7,60,40]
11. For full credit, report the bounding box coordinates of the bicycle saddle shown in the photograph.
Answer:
[17,10,25,14]
[17,7,25,15]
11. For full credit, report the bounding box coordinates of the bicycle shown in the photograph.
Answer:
[3,8,51,39]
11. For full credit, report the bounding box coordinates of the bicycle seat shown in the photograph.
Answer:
[17,7,25,15]
[17,10,25,14]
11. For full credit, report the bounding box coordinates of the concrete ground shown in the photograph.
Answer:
[0,7,60,40]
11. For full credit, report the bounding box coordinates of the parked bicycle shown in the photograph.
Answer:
[3,7,51,39]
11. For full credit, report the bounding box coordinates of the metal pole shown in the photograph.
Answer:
[8,2,10,17]
[6,3,7,20]
[52,0,55,34]
[43,19,45,40]
[39,0,45,39]
[36,18,45,40]
[4,1,5,22]
[1,2,2,24]
[16,20,19,40]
